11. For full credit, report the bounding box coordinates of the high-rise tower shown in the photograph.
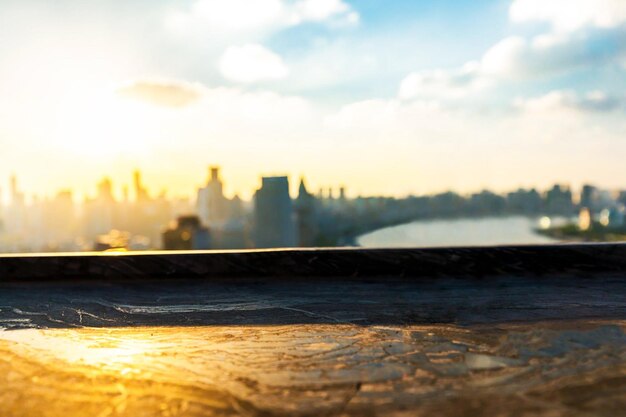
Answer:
[253,176,297,248]
[197,165,228,227]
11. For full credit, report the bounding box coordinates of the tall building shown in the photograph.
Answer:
[6,175,26,237]
[545,185,574,215]
[580,184,597,212]
[133,170,149,202]
[506,188,542,214]
[10,175,24,206]
[295,177,318,247]
[83,177,116,239]
[197,166,229,227]
[127,170,170,247]
[0,186,3,233]
[211,194,248,249]
[43,190,76,247]
[253,176,297,248]
[97,177,115,202]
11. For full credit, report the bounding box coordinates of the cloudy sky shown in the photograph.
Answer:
[1,0,626,200]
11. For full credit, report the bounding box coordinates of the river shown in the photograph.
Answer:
[357,216,561,248]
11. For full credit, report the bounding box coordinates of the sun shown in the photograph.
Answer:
[53,84,157,159]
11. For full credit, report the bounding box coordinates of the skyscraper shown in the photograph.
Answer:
[580,184,597,213]
[133,170,149,203]
[6,175,26,237]
[10,175,24,206]
[295,177,318,247]
[197,166,229,227]
[83,177,116,239]
[253,176,297,248]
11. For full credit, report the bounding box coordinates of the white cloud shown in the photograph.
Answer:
[100,78,319,149]
[484,29,626,77]
[399,0,626,102]
[166,0,358,37]
[325,99,402,130]
[293,0,351,23]
[324,98,467,143]
[399,27,626,100]
[218,44,289,83]
[192,86,316,134]
[510,0,626,32]
[480,36,527,76]
[499,1,626,77]
[515,90,625,113]
[168,0,283,35]
[320,93,626,194]
[398,62,488,100]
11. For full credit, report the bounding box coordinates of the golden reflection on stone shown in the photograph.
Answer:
[0,322,625,416]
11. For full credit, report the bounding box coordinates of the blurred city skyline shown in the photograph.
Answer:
[3,166,626,205]
[0,168,343,204]
[2,163,626,253]
[1,0,626,198]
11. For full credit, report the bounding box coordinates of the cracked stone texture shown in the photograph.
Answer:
[0,322,625,416]
[0,274,625,416]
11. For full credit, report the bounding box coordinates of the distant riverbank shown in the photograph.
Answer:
[357,216,560,248]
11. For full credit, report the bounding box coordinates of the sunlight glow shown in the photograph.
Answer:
[54,86,157,159]
[0,328,157,373]
[539,216,551,229]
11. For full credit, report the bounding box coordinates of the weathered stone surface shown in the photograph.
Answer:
[0,247,624,416]
[0,322,625,416]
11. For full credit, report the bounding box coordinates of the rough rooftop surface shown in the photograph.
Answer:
[0,246,625,416]
[1,321,625,416]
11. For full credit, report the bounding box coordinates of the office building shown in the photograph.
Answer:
[253,176,297,248]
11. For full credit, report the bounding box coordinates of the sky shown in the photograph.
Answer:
[1,0,626,200]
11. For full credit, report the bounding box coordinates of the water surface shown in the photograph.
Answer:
[358,216,559,248]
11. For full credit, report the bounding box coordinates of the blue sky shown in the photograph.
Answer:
[1,0,626,199]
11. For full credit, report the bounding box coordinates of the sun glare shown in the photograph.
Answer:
[0,328,157,373]
[54,85,157,159]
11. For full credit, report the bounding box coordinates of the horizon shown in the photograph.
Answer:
[0,167,618,205]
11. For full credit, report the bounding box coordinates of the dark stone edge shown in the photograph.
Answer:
[1,243,626,282]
